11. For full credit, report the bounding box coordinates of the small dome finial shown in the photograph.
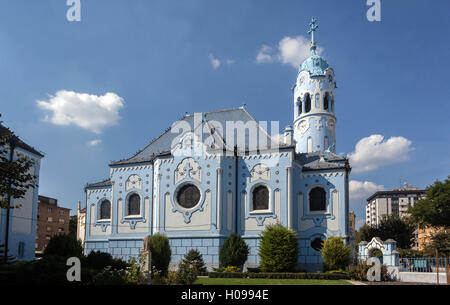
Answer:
[308,17,318,55]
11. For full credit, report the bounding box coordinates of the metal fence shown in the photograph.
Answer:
[399,257,448,273]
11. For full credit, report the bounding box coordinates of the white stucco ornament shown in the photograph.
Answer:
[250,164,270,182]
[126,174,142,191]
[297,119,309,137]
[175,158,202,184]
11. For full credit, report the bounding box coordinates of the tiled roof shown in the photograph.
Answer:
[85,179,112,189]
[110,107,284,166]
[297,151,350,171]
[0,124,44,157]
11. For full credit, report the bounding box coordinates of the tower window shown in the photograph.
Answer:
[128,194,141,216]
[100,200,111,220]
[309,187,326,211]
[324,93,329,110]
[304,94,311,113]
[252,185,269,210]
[298,102,302,115]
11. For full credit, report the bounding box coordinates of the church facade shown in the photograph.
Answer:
[83,20,351,272]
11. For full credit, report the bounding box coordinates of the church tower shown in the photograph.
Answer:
[293,18,337,154]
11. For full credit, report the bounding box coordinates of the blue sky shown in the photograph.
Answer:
[0,0,449,227]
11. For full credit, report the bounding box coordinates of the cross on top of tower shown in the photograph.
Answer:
[308,17,318,54]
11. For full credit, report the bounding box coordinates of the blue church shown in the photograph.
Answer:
[83,19,351,272]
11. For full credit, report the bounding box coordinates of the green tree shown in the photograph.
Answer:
[219,232,249,269]
[356,215,416,250]
[258,223,298,272]
[375,215,416,249]
[409,177,450,229]
[149,233,171,276]
[69,215,77,238]
[0,115,37,209]
[182,249,206,274]
[43,234,83,259]
[321,236,351,271]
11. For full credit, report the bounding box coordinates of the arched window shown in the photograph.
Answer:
[252,185,269,210]
[128,194,141,216]
[315,93,320,109]
[304,94,311,113]
[324,136,329,150]
[177,184,201,209]
[309,187,326,211]
[324,93,329,110]
[100,200,111,220]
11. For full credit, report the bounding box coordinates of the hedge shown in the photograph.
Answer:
[208,272,247,278]
[207,272,349,280]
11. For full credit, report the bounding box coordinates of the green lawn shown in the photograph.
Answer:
[195,277,352,285]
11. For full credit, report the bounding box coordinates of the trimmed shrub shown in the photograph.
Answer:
[350,261,393,281]
[177,260,198,285]
[83,251,128,270]
[219,233,249,269]
[247,272,349,280]
[321,236,351,271]
[182,249,207,274]
[258,223,298,272]
[43,234,83,259]
[149,233,171,276]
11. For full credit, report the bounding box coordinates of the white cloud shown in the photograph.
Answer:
[209,54,221,69]
[37,90,124,134]
[256,45,274,64]
[87,139,102,146]
[349,180,385,202]
[348,134,413,173]
[256,35,323,68]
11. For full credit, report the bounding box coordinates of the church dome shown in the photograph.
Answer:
[299,54,329,77]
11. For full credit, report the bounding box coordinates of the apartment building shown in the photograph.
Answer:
[36,195,71,255]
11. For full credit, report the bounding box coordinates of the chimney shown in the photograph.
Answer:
[283,125,293,145]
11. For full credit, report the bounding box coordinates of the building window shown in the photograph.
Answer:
[18,242,25,258]
[47,217,52,222]
[128,194,141,216]
[324,136,329,150]
[304,94,311,113]
[46,226,51,231]
[298,102,302,115]
[324,93,329,110]
[59,218,65,224]
[252,185,269,210]
[47,208,52,213]
[307,137,313,153]
[309,187,326,211]
[311,238,324,251]
[100,200,111,220]
[177,184,201,209]
[60,210,65,215]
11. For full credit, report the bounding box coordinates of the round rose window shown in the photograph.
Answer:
[177,184,201,209]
